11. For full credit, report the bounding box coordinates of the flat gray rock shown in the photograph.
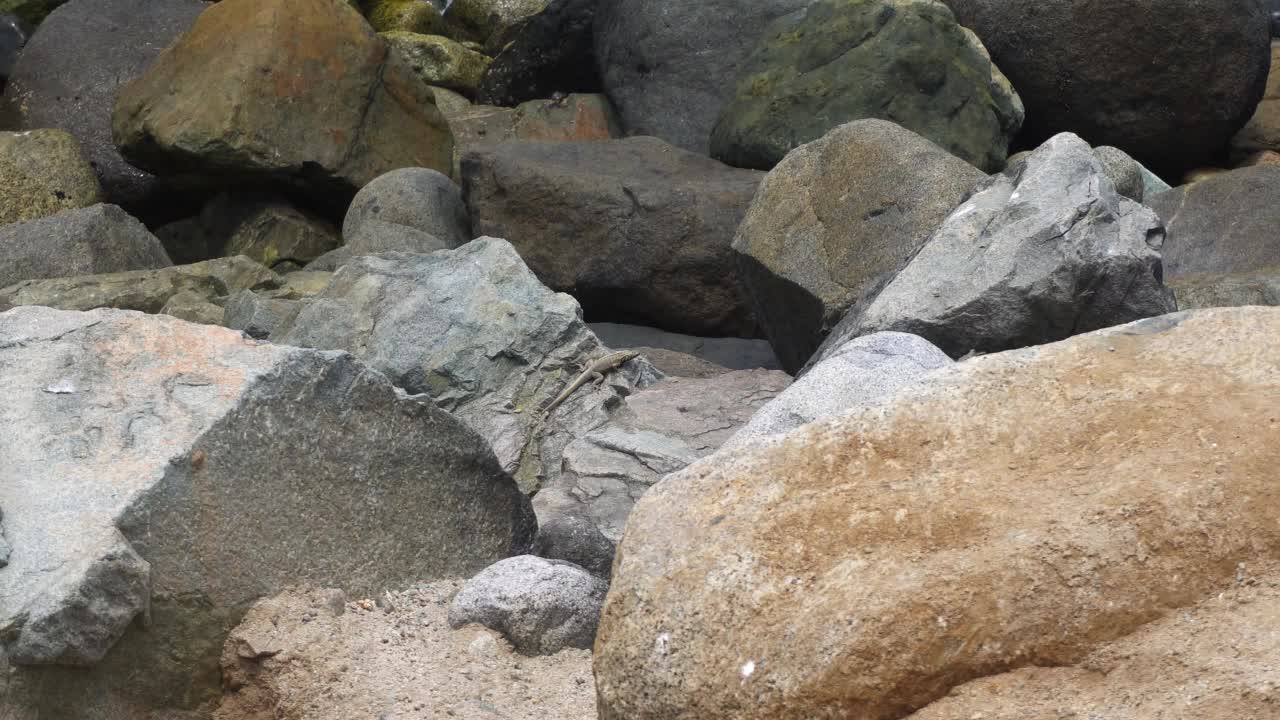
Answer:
[589,322,780,371]
[0,203,170,288]
[725,332,951,450]
[534,368,791,541]
[0,306,533,716]
[274,238,663,493]
[812,132,1175,364]
[448,555,608,655]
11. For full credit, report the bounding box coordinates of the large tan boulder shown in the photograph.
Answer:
[112,0,454,199]
[595,307,1280,720]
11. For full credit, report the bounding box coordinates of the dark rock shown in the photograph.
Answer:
[811,133,1175,364]
[462,137,764,337]
[0,204,169,288]
[531,515,615,578]
[476,0,600,106]
[1147,166,1280,279]
[710,0,1023,172]
[446,0,549,53]
[732,119,985,373]
[1232,41,1280,161]
[161,193,342,268]
[593,0,814,153]
[1,0,207,206]
[942,0,1271,174]
[0,13,25,91]
[448,555,606,655]
[113,0,454,201]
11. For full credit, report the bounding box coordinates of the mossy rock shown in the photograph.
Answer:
[367,0,446,35]
[382,31,492,96]
[445,0,547,52]
[710,0,1024,172]
[0,128,103,224]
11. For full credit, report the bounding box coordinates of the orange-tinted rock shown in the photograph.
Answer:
[112,0,453,199]
[596,307,1280,720]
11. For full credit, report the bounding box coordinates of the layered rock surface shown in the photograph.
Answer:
[0,306,533,716]
[596,307,1280,720]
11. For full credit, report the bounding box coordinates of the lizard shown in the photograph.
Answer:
[540,349,640,418]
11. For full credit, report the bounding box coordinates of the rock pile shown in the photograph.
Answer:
[1,0,1276,718]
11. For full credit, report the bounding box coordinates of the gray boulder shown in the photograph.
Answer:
[534,368,791,541]
[725,332,951,450]
[463,137,764,337]
[273,238,664,493]
[344,167,471,252]
[0,14,24,90]
[711,0,1023,172]
[448,555,608,655]
[1,0,207,206]
[0,204,170,288]
[222,289,303,339]
[812,132,1175,364]
[1146,167,1280,280]
[941,0,1270,174]
[0,256,278,314]
[592,0,814,153]
[0,306,533,716]
[532,515,616,578]
[732,119,985,373]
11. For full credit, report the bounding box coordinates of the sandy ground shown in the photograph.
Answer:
[213,581,596,720]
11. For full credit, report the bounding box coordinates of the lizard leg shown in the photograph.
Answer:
[591,371,605,387]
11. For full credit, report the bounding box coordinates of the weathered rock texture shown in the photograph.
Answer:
[449,555,608,655]
[1169,267,1280,309]
[534,369,791,541]
[1,0,206,206]
[732,119,985,372]
[0,204,170,288]
[0,306,533,717]
[274,239,663,493]
[113,0,454,200]
[593,0,814,153]
[589,323,781,372]
[0,128,102,224]
[0,256,277,315]
[942,0,1271,173]
[813,133,1174,363]
[162,193,341,267]
[596,307,1280,720]
[382,31,491,96]
[725,332,950,450]
[1147,166,1280,279]
[906,566,1280,719]
[711,0,1023,172]
[463,137,764,337]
